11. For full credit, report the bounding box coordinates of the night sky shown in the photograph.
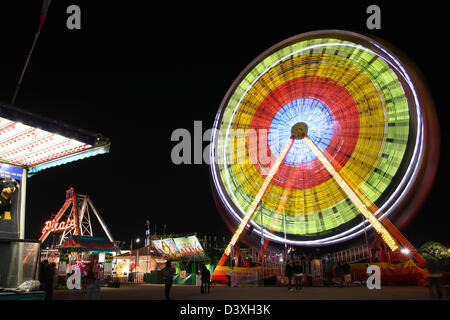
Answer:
[0,2,448,249]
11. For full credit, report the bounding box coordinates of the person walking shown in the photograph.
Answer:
[162,261,175,300]
[285,260,294,291]
[293,260,305,290]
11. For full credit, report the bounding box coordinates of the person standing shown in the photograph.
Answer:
[200,264,211,294]
[93,259,101,298]
[39,260,53,300]
[97,262,103,288]
[285,260,294,291]
[84,261,99,300]
[38,260,48,291]
[425,256,443,299]
[324,255,333,285]
[343,262,352,287]
[46,262,55,300]
[162,261,175,300]
[50,262,57,283]
[293,260,305,290]
[334,262,342,287]
[226,267,233,287]
[129,261,136,283]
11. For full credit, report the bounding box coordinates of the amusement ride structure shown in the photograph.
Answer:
[209,30,439,282]
[39,188,114,247]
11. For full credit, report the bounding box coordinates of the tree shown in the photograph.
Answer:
[419,242,450,260]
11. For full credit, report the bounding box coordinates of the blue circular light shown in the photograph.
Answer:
[268,98,333,165]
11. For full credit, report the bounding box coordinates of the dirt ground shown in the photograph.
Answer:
[52,283,448,300]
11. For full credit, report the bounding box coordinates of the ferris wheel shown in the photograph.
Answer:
[209,30,439,278]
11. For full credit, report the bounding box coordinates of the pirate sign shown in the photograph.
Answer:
[0,178,19,220]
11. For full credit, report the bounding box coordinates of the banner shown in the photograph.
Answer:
[151,236,205,257]
[173,236,204,255]
[0,164,24,180]
[152,238,179,255]
[350,260,429,282]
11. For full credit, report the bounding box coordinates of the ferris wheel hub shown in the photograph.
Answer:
[291,122,308,139]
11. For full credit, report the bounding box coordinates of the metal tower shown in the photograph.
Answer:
[39,188,114,246]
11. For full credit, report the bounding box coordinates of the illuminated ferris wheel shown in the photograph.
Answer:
[209,30,439,276]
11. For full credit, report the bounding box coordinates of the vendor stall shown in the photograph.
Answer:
[55,236,115,289]
[115,234,211,285]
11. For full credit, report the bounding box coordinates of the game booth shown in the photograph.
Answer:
[114,235,211,285]
[54,236,115,289]
[0,102,110,299]
[154,235,211,285]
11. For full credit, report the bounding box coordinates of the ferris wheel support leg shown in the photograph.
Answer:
[380,218,426,268]
[303,136,400,252]
[332,161,426,267]
[211,137,294,282]
[304,135,426,267]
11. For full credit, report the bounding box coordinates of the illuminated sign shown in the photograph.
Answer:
[151,236,205,257]
[0,119,91,168]
[0,103,111,176]
[173,236,204,255]
[153,238,179,255]
[42,217,76,234]
[0,163,24,180]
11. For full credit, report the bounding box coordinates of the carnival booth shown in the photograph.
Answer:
[112,247,167,284]
[115,234,211,285]
[57,236,115,289]
[163,235,210,285]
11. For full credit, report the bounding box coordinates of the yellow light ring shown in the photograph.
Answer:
[222,55,388,229]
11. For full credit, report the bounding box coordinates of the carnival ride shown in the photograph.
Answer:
[209,30,439,282]
[39,188,114,246]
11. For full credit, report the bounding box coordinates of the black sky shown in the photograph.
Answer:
[0,2,448,248]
